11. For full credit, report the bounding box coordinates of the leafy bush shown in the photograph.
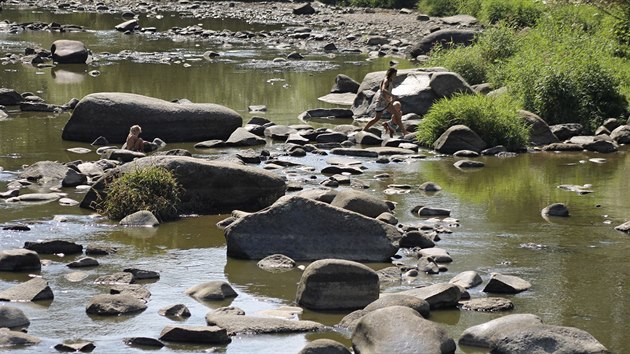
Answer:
[427,25,518,85]
[480,0,543,28]
[98,166,181,221]
[417,94,528,150]
[497,5,628,132]
[416,0,460,16]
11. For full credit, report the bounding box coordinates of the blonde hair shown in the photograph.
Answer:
[129,125,142,134]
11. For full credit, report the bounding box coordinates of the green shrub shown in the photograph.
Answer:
[480,0,543,28]
[416,0,481,16]
[428,45,488,85]
[417,94,528,150]
[98,166,182,221]
[497,5,629,132]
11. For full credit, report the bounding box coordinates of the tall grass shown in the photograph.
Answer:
[98,166,181,221]
[417,94,529,150]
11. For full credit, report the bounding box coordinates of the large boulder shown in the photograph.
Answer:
[296,259,379,311]
[159,325,231,344]
[433,125,487,154]
[458,313,543,348]
[329,189,390,218]
[24,240,83,255]
[0,249,41,271]
[81,156,286,215]
[331,74,360,94]
[18,161,70,186]
[224,196,399,261]
[0,88,23,105]
[483,273,531,294]
[352,306,456,354]
[429,72,474,98]
[204,314,325,335]
[51,40,89,64]
[409,29,478,58]
[0,278,54,302]
[352,69,447,117]
[491,324,608,354]
[519,110,558,146]
[299,339,351,354]
[610,125,630,144]
[62,92,242,143]
[339,294,431,331]
[0,306,30,329]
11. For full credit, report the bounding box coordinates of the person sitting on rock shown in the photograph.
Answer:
[362,67,408,138]
[124,124,144,152]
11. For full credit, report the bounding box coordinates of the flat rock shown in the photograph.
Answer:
[491,324,608,354]
[483,273,531,294]
[449,271,482,289]
[205,314,325,335]
[123,268,160,280]
[0,278,54,301]
[0,328,40,347]
[94,272,134,285]
[159,325,231,344]
[460,297,514,312]
[123,337,164,348]
[24,240,83,255]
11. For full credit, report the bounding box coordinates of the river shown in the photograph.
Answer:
[1,4,629,353]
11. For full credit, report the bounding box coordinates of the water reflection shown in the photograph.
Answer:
[51,65,87,84]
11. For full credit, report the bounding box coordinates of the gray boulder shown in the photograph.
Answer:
[550,123,583,140]
[0,278,53,301]
[296,259,379,311]
[293,3,316,15]
[519,110,558,145]
[205,314,325,335]
[399,230,435,248]
[409,29,478,57]
[159,304,191,318]
[610,125,630,144]
[54,342,95,352]
[67,257,99,268]
[24,240,82,255]
[115,19,139,32]
[434,125,487,154]
[19,161,69,186]
[159,325,230,344]
[299,339,351,354]
[227,127,266,146]
[449,271,482,289]
[62,168,88,187]
[225,196,399,261]
[352,306,456,354]
[0,249,41,271]
[491,324,608,354]
[330,189,390,218]
[62,92,242,143]
[395,283,462,309]
[364,294,430,317]
[460,297,514,312]
[458,313,543,348]
[81,156,286,215]
[0,328,40,347]
[0,306,30,328]
[119,210,160,227]
[569,135,618,153]
[0,88,23,105]
[429,72,474,98]
[483,273,531,294]
[85,294,147,315]
[331,74,360,94]
[186,281,237,301]
[51,40,88,64]
[354,131,383,145]
[123,337,164,348]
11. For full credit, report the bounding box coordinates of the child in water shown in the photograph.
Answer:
[362,68,408,138]
[125,125,144,152]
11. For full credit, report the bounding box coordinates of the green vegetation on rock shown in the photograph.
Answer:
[98,166,181,221]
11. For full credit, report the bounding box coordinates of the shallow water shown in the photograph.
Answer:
[1,5,630,354]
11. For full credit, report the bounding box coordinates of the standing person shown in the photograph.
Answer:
[362,68,409,137]
[125,124,145,152]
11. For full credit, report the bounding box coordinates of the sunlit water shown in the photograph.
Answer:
[1,5,629,354]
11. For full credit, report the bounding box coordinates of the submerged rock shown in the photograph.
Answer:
[0,328,41,347]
